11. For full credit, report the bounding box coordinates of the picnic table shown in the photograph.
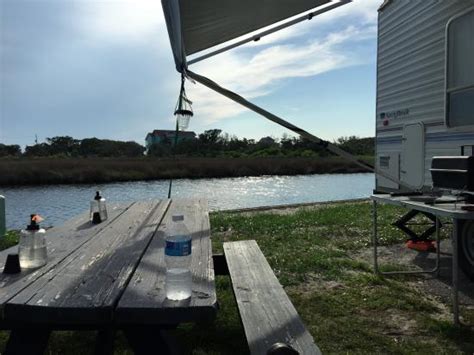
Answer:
[0,199,217,354]
[1,198,321,355]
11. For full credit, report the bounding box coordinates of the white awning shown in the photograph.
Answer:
[162,0,351,70]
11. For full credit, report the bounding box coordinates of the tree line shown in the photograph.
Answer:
[0,136,145,158]
[0,131,374,158]
[148,129,374,158]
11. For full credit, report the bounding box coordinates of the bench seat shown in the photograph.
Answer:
[223,240,321,355]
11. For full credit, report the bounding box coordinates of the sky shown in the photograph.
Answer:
[0,0,381,148]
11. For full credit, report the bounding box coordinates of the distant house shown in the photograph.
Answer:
[258,136,276,146]
[145,130,196,149]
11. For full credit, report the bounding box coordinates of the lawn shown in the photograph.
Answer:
[1,201,473,354]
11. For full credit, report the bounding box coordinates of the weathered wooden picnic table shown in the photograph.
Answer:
[0,199,216,354]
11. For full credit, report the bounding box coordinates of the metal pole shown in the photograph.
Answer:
[168,75,186,199]
[167,120,180,199]
[0,195,5,238]
[373,200,379,274]
[452,219,460,326]
[186,69,416,192]
[435,216,440,277]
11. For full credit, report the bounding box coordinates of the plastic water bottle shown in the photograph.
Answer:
[165,215,192,300]
[19,214,47,268]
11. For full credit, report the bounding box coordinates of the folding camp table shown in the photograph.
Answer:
[371,194,474,325]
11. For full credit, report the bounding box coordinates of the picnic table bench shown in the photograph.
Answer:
[223,240,321,355]
[0,199,319,354]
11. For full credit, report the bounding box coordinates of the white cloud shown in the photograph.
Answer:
[76,0,165,43]
[315,0,380,25]
[263,0,380,42]
[72,0,380,127]
[188,21,377,124]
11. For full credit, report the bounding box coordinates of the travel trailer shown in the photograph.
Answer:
[374,0,474,280]
[375,0,474,193]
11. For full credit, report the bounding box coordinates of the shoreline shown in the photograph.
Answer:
[0,156,372,186]
[217,197,370,213]
[3,199,372,230]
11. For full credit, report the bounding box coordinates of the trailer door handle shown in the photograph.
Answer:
[400,170,407,174]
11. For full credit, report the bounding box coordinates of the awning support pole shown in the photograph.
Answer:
[186,69,415,191]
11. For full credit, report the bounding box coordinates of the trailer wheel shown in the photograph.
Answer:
[459,220,474,281]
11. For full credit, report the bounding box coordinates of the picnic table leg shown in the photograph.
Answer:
[123,325,180,355]
[95,328,116,355]
[4,328,51,355]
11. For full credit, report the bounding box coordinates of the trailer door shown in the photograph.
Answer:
[401,123,425,189]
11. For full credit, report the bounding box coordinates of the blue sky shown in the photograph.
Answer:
[0,0,380,148]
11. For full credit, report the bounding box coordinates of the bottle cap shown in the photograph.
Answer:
[27,214,42,230]
[172,215,184,222]
[94,191,102,200]
[3,254,21,274]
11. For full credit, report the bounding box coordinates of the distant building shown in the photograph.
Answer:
[258,136,276,146]
[145,129,196,149]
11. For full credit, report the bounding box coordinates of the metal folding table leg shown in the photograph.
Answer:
[373,202,441,275]
[373,200,379,273]
[452,219,460,326]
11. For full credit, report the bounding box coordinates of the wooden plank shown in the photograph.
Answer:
[0,202,133,317]
[3,200,169,325]
[116,199,217,325]
[224,240,321,355]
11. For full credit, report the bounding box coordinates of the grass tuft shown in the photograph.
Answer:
[0,230,19,251]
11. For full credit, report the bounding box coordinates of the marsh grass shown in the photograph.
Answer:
[0,201,472,354]
[0,157,369,185]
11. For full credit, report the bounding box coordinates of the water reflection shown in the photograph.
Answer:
[1,173,373,229]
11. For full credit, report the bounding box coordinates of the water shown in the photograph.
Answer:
[165,218,192,300]
[18,229,48,268]
[165,268,192,300]
[0,173,374,229]
[18,246,48,268]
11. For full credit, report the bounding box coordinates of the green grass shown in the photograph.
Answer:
[0,201,472,354]
[0,230,19,251]
[209,202,472,354]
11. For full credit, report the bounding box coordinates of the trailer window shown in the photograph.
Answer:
[447,9,474,128]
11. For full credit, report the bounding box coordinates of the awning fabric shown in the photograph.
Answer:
[162,0,335,70]
[181,0,331,55]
